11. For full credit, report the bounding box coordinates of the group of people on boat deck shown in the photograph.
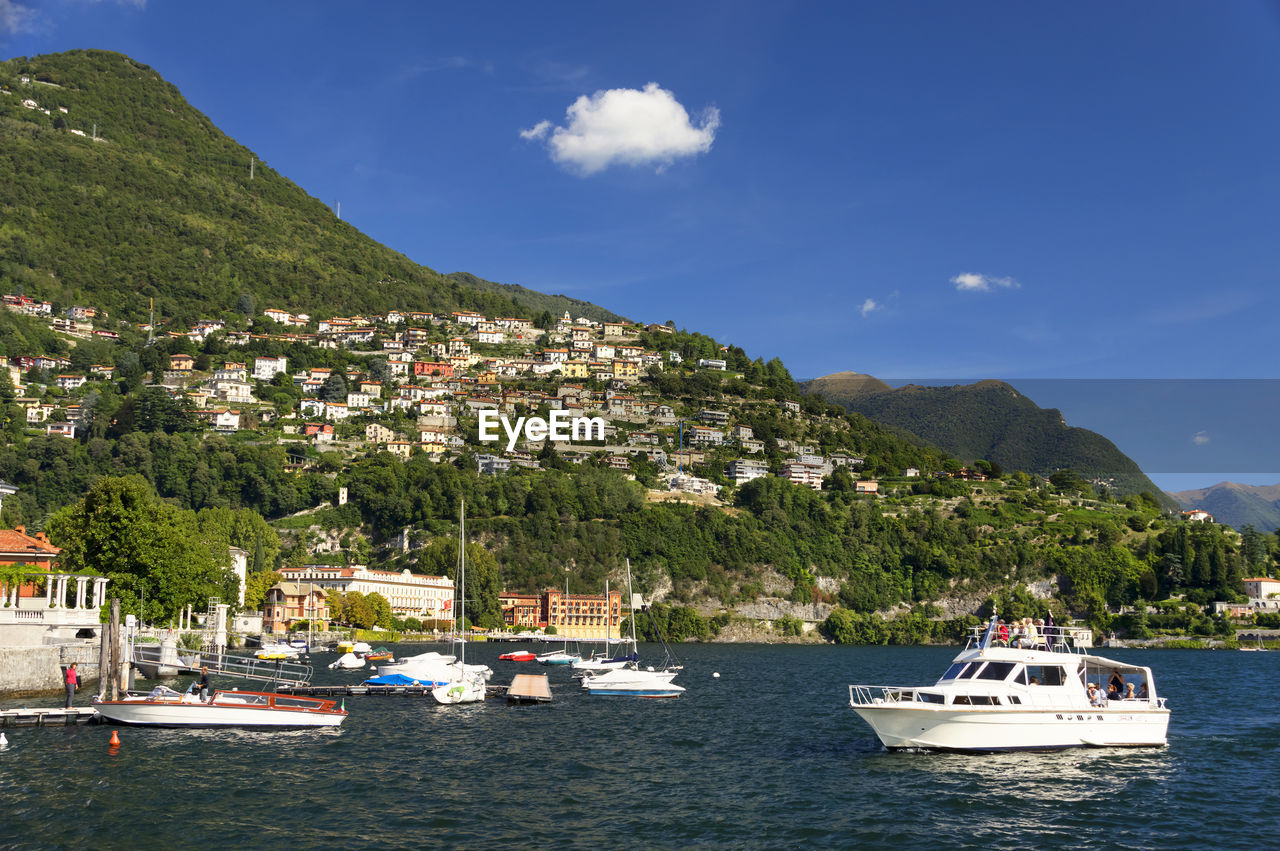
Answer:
[993,617,1057,649]
[1087,674,1148,706]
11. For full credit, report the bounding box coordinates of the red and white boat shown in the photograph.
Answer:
[499,650,537,662]
[93,686,347,728]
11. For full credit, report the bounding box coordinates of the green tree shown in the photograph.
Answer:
[366,592,393,629]
[46,475,238,622]
[344,591,375,628]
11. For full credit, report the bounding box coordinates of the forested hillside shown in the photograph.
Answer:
[0,50,621,329]
[805,375,1172,507]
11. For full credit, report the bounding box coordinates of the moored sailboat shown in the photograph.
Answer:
[581,562,684,698]
[432,501,490,705]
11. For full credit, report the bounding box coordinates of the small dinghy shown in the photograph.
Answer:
[328,652,365,670]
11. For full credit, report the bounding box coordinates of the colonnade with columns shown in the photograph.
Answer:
[2,573,109,610]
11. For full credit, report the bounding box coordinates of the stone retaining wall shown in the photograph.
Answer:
[0,643,106,698]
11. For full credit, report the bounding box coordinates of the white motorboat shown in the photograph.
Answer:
[328,652,365,670]
[536,648,581,666]
[847,615,1170,751]
[432,501,491,705]
[93,686,346,728]
[375,650,456,676]
[255,642,302,660]
[582,664,685,698]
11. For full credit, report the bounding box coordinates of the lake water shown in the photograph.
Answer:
[2,642,1278,849]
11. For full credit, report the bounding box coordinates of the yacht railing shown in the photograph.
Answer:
[849,685,931,706]
[965,625,1092,654]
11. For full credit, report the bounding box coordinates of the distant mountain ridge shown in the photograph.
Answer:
[1168,482,1280,532]
[0,49,623,329]
[802,372,1173,505]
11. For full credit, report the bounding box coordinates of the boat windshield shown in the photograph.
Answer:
[975,661,1017,681]
[940,662,972,681]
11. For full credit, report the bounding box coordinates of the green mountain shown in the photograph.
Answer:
[0,49,623,329]
[1169,482,1280,532]
[803,373,1173,506]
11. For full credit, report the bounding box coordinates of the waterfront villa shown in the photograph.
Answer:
[263,582,330,633]
[0,525,109,646]
[499,588,623,639]
[278,565,453,622]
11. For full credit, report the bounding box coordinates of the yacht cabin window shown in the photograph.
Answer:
[976,661,1017,681]
[1017,665,1067,686]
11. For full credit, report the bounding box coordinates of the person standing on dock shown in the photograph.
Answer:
[63,663,78,708]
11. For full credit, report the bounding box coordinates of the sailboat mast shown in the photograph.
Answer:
[626,559,637,645]
[459,501,465,666]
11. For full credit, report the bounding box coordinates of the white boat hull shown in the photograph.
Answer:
[850,704,1169,751]
[582,666,684,697]
[537,652,580,666]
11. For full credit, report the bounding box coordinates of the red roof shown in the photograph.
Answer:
[0,528,61,558]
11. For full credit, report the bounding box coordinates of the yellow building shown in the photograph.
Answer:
[561,360,590,378]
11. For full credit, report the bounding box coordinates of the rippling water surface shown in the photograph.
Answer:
[2,644,1278,848]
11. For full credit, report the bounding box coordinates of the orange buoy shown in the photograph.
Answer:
[108,730,120,746]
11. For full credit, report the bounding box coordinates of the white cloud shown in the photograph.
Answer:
[0,0,38,35]
[1192,430,1210,446]
[520,82,720,175]
[519,120,552,141]
[951,272,1021,293]
[860,298,880,318]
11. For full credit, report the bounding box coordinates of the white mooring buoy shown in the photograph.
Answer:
[0,732,9,748]
[712,672,720,678]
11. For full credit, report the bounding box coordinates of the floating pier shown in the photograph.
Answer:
[506,673,552,704]
[0,707,99,727]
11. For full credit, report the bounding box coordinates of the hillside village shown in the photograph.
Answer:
[4,293,947,504]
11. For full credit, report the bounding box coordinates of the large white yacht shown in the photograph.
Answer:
[848,616,1170,751]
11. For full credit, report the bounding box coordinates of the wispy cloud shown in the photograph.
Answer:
[2,0,145,38]
[394,55,494,83]
[520,82,720,176]
[860,298,880,318]
[0,0,38,36]
[1143,291,1256,325]
[951,272,1021,293]
[1192,430,1210,446]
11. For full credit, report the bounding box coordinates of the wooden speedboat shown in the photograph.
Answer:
[93,686,347,728]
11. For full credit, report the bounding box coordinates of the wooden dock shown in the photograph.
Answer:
[507,673,552,704]
[0,707,99,727]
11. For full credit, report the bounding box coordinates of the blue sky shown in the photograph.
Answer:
[3,1,1279,489]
